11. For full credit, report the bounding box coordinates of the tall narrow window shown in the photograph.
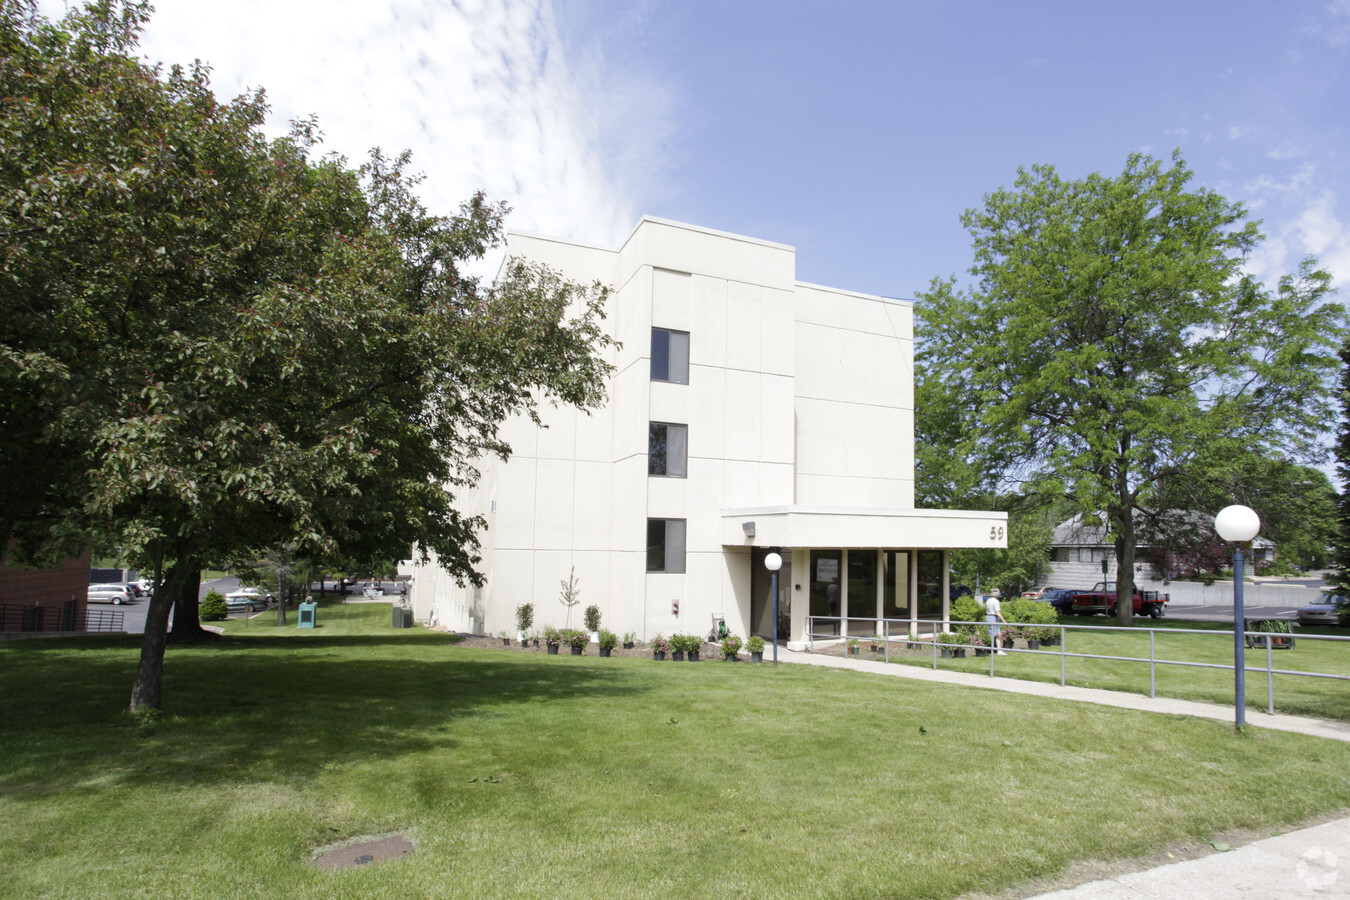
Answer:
[651,328,689,384]
[646,519,687,573]
[648,422,688,477]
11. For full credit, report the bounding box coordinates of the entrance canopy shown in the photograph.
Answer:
[722,505,1008,551]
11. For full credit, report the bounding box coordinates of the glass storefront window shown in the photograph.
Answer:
[883,551,909,618]
[916,550,943,617]
[809,550,841,634]
[846,549,877,622]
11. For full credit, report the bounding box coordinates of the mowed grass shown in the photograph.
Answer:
[884,618,1350,721]
[2,602,1348,899]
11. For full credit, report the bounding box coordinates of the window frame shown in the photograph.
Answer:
[646,518,687,574]
[648,421,688,478]
[651,328,690,385]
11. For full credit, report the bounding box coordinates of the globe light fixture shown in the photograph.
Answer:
[765,552,782,665]
[1214,504,1260,730]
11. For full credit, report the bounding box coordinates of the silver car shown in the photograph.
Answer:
[1295,592,1350,627]
[88,585,133,605]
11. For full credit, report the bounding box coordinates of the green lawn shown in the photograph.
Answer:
[2,602,1349,899]
[876,618,1350,721]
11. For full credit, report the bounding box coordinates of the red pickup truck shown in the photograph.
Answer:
[1070,582,1168,618]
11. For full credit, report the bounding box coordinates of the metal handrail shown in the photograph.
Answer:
[805,615,1350,715]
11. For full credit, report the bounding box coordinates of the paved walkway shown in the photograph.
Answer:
[778,648,1350,899]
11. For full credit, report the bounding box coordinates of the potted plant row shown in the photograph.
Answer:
[937,631,964,658]
[1245,618,1295,649]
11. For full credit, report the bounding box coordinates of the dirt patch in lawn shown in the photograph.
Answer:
[311,832,416,871]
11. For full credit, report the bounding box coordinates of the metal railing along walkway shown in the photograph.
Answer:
[806,616,1350,716]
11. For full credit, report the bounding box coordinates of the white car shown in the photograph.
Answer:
[88,585,133,605]
[225,587,274,612]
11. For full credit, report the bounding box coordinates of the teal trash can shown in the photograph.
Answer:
[298,601,316,629]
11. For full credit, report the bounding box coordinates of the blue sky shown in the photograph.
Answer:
[40,0,1350,300]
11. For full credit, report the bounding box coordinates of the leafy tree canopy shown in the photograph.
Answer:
[0,0,615,708]
[917,151,1343,622]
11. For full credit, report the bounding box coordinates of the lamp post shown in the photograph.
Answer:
[765,551,782,665]
[1215,504,1261,730]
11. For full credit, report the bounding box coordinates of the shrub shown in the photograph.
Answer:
[564,629,589,649]
[650,634,671,654]
[598,629,618,651]
[720,634,743,656]
[584,604,602,632]
[199,590,228,622]
[544,626,560,646]
[746,635,766,654]
[950,595,985,636]
[515,603,534,634]
[1004,597,1058,641]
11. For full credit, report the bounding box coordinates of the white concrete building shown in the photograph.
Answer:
[408,217,1006,647]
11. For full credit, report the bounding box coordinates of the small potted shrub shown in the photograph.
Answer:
[544,626,560,655]
[670,633,687,662]
[720,633,743,661]
[584,604,602,641]
[650,634,670,661]
[937,631,963,658]
[687,636,701,662]
[567,629,588,655]
[846,637,860,657]
[623,630,636,650]
[1246,618,1295,650]
[597,629,618,657]
[516,602,534,646]
[746,634,766,662]
[499,630,510,647]
[969,628,989,656]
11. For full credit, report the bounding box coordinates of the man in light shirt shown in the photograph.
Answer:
[985,587,1008,655]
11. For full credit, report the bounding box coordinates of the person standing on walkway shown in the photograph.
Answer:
[985,588,1008,655]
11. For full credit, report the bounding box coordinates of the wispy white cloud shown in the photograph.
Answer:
[38,0,673,250]
[1305,0,1350,47]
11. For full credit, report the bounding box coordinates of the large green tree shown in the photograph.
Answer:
[917,151,1343,624]
[1330,340,1350,594]
[1,1,614,709]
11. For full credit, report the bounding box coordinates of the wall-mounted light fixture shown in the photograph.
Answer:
[742,521,755,538]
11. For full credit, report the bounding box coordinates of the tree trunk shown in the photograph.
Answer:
[169,568,207,639]
[1115,516,1136,627]
[130,556,194,711]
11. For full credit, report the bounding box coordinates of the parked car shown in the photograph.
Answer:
[1039,588,1080,615]
[87,585,133,605]
[1295,593,1350,627]
[103,581,145,599]
[225,587,273,612]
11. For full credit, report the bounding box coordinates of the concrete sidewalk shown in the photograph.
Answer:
[778,648,1350,742]
[777,648,1350,898]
